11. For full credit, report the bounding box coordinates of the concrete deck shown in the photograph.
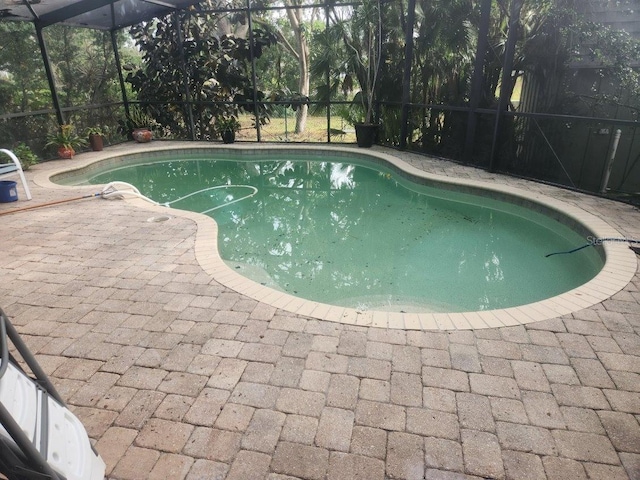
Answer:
[1,142,639,480]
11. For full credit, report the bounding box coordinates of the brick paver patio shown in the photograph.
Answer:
[1,143,639,479]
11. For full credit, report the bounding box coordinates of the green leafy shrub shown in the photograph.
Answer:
[11,142,39,170]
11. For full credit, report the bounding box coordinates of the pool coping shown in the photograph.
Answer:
[35,142,639,330]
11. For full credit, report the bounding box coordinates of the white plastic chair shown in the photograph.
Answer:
[0,148,32,200]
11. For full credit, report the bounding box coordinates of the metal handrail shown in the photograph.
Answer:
[0,310,8,381]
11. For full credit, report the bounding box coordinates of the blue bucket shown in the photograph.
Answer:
[0,180,18,202]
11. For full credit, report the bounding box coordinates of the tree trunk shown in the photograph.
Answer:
[286,7,310,134]
[296,104,308,133]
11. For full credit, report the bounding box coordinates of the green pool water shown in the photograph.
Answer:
[60,151,603,312]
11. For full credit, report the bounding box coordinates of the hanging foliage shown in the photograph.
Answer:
[126,10,277,140]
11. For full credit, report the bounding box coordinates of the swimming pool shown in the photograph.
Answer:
[51,144,634,328]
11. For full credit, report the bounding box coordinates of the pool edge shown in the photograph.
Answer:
[40,142,639,330]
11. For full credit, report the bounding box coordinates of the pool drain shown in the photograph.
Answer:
[147,215,172,223]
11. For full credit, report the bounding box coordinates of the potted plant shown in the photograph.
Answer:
[335,0,383,147]
[216,115,241,144]
[45,124,86,159]
[11,142,39,170]
[85,126,106,151]
[355,0,383,147]
[126,106,153,143]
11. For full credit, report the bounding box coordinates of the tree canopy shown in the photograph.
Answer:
[125,8,277,140]
[1,0,640,193]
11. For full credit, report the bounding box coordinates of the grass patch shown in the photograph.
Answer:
[236,115,356,143]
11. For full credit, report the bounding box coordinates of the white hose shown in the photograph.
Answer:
[164,185,258,214]
[200,186,258,214]
[100,181,257,212]
[100,181,160,205]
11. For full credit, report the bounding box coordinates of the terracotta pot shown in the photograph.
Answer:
[89,134,104,151]
[133,128,153,143]
[57,146,75,159]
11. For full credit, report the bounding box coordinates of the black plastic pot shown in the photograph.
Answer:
[354,123,379,148]
[221,129,236,144]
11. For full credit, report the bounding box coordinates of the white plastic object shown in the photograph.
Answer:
[47,396,105,480]
[0,362,105,480]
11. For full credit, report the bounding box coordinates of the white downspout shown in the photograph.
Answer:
[600,128,622,194]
